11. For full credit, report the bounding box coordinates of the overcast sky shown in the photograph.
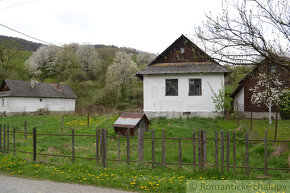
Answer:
[0,0,223,53]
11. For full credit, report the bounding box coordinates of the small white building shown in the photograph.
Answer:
[0,79,77,115]
[136,35,229,118]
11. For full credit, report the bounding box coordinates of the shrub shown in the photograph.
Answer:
[278,90,290,120]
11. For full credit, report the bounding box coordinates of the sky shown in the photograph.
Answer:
[0,0,223,53]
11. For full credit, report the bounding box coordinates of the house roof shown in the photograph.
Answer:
[136,62,228,77]
[0,79,77,99]
[113,112,150,129]
[136,34,228,79]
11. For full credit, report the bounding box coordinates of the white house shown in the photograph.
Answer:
[136,35,229,118]
[0,79,77,115]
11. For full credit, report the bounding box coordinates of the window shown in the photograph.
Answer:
[180,48,185,59]
[165,79,178,96]
[40,98,42,102]
[1,99,4,107]
[189,79,202,96]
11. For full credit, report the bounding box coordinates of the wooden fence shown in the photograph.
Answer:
[0,123,289,176]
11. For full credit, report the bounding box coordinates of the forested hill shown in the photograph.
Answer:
[0,35,43,51]
[0,35,144,55]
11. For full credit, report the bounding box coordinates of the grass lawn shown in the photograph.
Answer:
[0,114,289,192]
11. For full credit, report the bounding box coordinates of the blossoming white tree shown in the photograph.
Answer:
[250,72,284,124]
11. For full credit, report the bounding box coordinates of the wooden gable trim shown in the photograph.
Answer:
[149,34,216,66]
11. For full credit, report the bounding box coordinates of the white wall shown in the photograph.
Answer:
[0,97,75,113]
[233,87,244,112]
[143,73,224,117]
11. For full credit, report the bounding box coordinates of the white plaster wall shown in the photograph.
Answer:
[233,87,244,112]
[0,97,75,113]
[143,73,224,117]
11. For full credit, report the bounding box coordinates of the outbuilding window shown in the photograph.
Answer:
[189,79,202,96]
[165,79,178,96]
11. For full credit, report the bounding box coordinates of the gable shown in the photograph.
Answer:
[149,34,214,66]
[136,35,228,79]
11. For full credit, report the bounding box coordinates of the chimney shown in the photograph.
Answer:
[30,79,35,89]
[55,83,62,91]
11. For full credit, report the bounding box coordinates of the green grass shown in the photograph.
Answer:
[0,115,289,192]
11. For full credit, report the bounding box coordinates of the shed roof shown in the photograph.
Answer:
[0,79,77,99]
[113,112,150,129]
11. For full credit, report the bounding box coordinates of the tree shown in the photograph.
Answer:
[195,0,290,70]
[136,52,157,66]
[55,44,85,82]
[106,51,138,101]
[76,45,103,80]
[209,82,232,118]
[0,37,21,79]
[250,72,284,124]
[26,45,59,80]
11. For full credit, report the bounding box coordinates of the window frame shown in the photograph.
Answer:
[188,78,202,96]
[165,79,178,96]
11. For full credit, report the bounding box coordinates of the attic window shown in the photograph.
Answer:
[180,48,184,54]
[165,79,178,96]
[189,79,202,96]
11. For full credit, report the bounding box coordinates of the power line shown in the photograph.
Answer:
[0,23,63,49]
[0,0,37,10]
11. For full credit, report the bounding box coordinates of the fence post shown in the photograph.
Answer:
[100,129,103,161]
[245,131,249,176]
[274,109,278,142]
[178,138,182,168]
[3,125,5,153]
[192,130,196,170]
[7,125,9,153]
[24,120,27,139]
[250,111,253,131]
[198,131,201,170]
[61,116,64,134]
[72,129,75,164]
[221,131,224,174]
[214,130,218,169]
[264,130,268,176]
[33,127,36,161]
[118,134,120,163]
[103,129,107,167]
[152,129,155,167]
[13,126,16,156]
[96,128,99,165]
[200,130,204,170]
[236,101,239,126]
[0,124,2,152]
[161,128,166,167]
[126,128,130,165]
[233,131,236,174]
[137,125,145,164]
[226,131,230,172]
[203,130,207,165]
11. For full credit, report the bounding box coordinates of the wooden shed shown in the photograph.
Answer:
[113,112,150,136]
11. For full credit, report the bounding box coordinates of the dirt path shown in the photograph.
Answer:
[0,174,136,193]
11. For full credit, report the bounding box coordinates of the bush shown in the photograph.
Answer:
[278,90,290,120]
